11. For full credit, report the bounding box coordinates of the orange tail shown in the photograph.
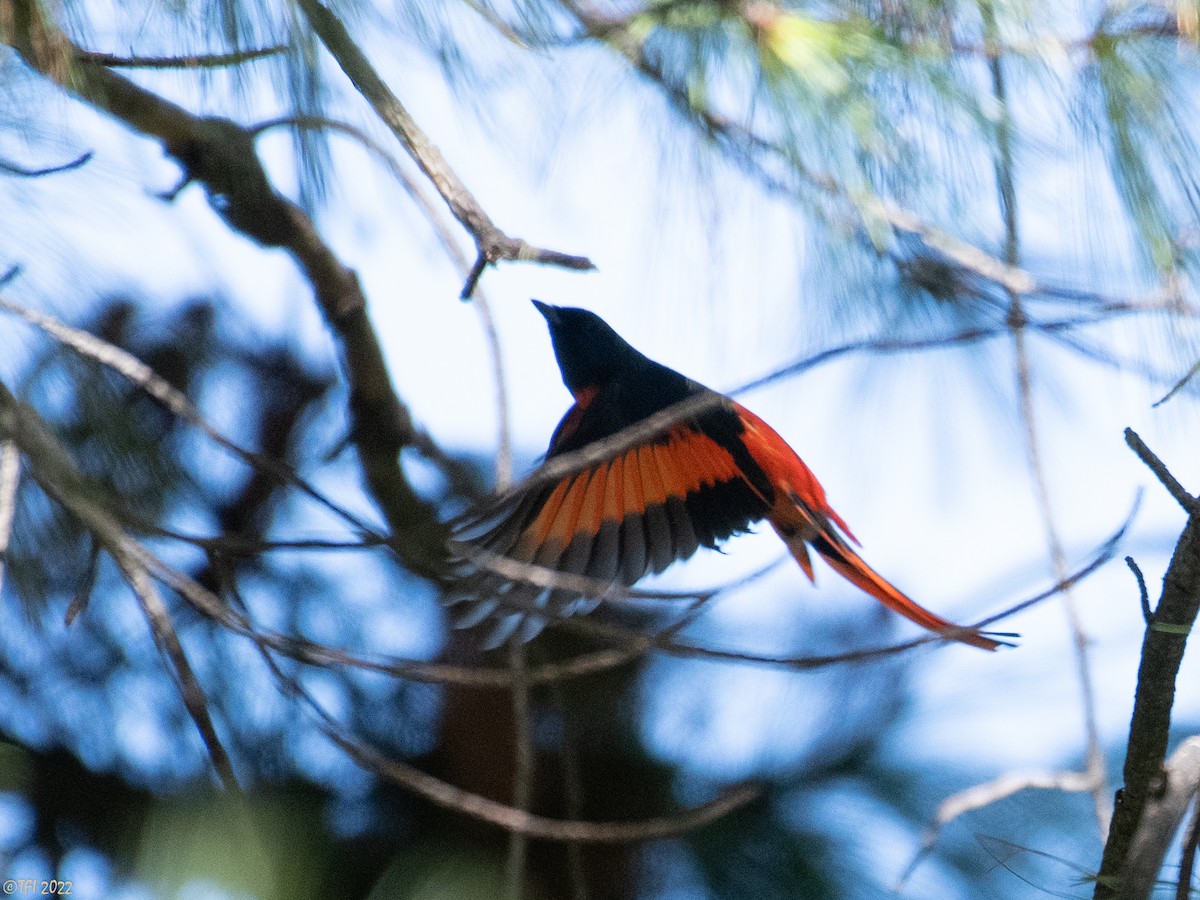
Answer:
[772,523,1001,651]
[732,403,1001,651]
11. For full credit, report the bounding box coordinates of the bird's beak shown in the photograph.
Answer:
[532,299,560,325]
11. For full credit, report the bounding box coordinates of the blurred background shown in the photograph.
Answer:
[1,0,1199,897]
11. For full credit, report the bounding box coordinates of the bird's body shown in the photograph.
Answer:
[448,302,1000,651]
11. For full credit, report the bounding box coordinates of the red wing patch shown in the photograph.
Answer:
[448,421,776,646]
[455,423,773,587]
[732,402,858,543]
[516,425,754,563]
[547,385,598,451]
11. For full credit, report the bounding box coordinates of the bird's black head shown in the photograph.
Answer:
[532,301,647,394]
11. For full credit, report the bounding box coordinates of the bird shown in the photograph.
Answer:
[447,301,1004,651]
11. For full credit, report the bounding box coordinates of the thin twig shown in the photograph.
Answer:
[294,0,594,295]
[63,534,100,625]
[370,129,514,488]
[546,675,591,900]
[982,10,1110,835]
[250,112,515,490]
[1125,428,1197,513]
[115,548,240,791]
[1014,329,1111,833]
[0,292,386,546]
[475,290,514,489]
[326,721,759,843]
[452,545,771,606]
[0,380,238,788]
[263,638,759,842]
[78,46,287,68]
[153,491,1121,697]
[132,510,1114,703]
[0,150,92,177]
[1153,356,1200,408]
[898,768,1098,891]
[1126,556,1152,624]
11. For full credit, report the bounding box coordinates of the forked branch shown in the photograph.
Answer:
[1095,432,1200,898]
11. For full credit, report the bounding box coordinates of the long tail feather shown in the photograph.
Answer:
[773,524,1000,651]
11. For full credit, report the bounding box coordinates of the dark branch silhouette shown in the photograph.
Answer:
[1095,432,1200,898]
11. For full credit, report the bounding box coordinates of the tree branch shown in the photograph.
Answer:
[0,150,92,176]
[2,3,450,577]
[293,0,595,297]
[77,46,287,69]
[1125,428,1197,513]
[0,378,238,789]
[899,768,1098,891]
[250,622,759,843]
[1095,436,1200,897]
[1121,736,1200,900]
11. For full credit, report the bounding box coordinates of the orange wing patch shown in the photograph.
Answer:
[513,426,752,555]
[448,419,777,645]
[732,402,857,543]
[547,385,599,451]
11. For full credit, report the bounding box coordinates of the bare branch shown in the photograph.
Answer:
[326,113,514,488]
[545,676,591,900]
[77,46,287,69]
[1096,446,1200,897]
[113,548,240,791]
[0,379,237,788]
[249,629,759,842]
[1153,356,1200,408]
[1,10,452,576]
[0,291,382,541]
[0,150,92,177]
[250,113,501,500]
[293,0,595,296]
[981,14,1111,833]
[452,544,771,606]
[313,699,760,843]
[63,535,100,625]
[1127,556,1152,624]
[1122,736,1200,900]
[140,511,1121,699]
[1126,428,1197,513]
[1013,315,1112,836]
[899,768,1098,891]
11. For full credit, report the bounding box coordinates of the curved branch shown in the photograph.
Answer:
[0,150,92,176]
[298,670,759,842]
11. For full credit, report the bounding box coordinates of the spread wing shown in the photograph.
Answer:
[447,407,774,647]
